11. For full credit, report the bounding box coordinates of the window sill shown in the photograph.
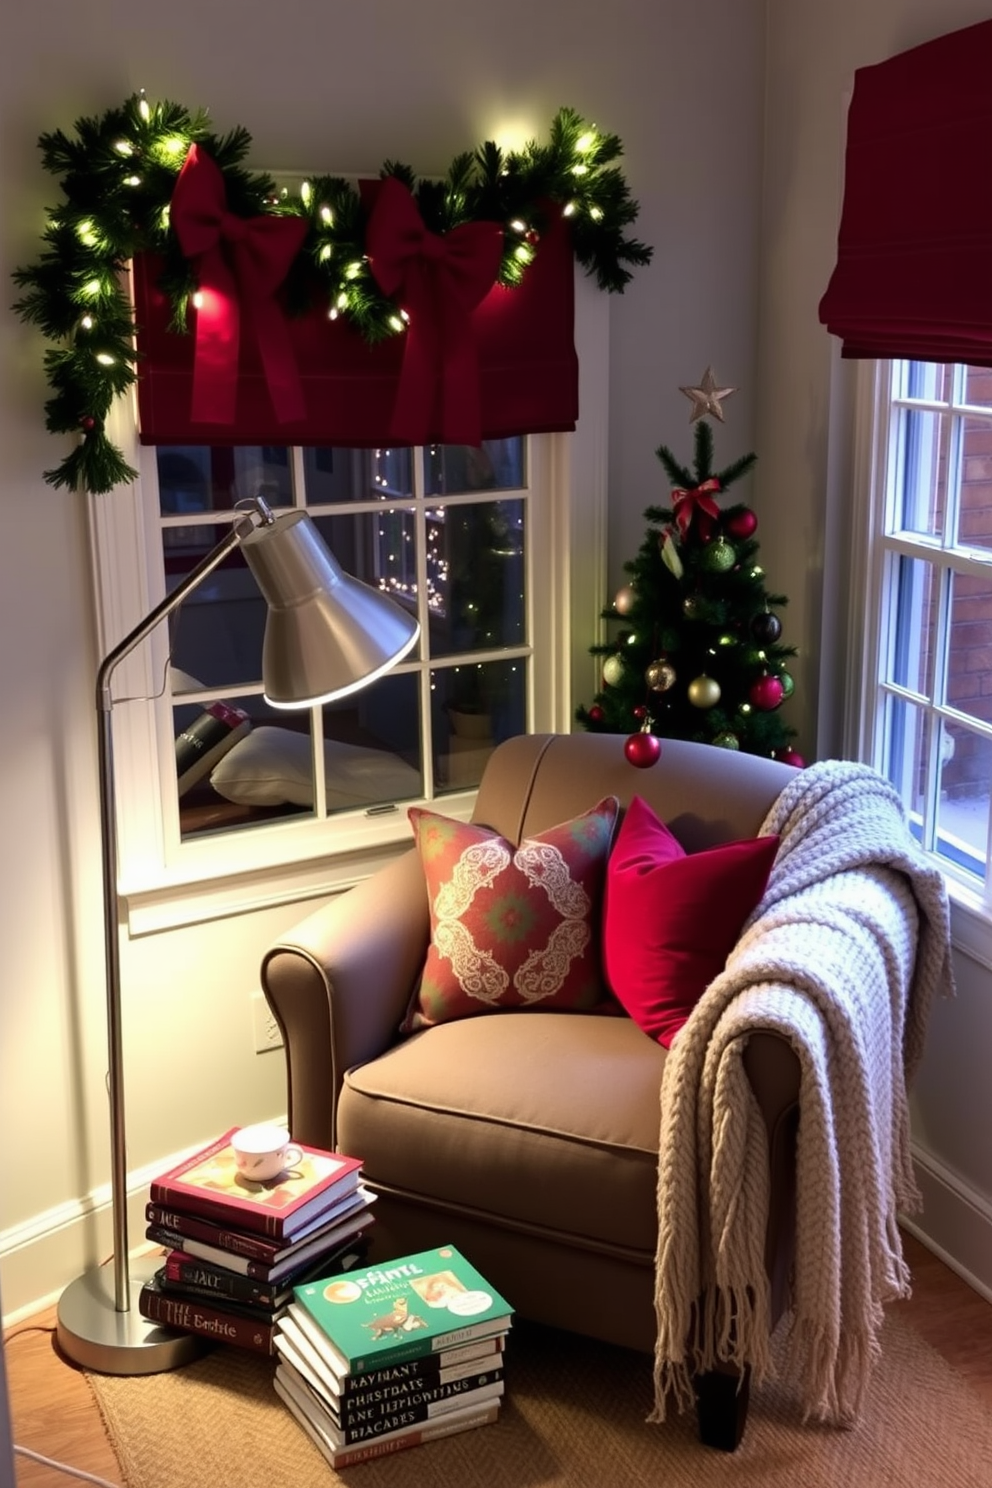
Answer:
[946,879,992,974]
[121,791,476,936]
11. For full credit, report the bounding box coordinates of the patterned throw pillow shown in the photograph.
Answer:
[402,797,620,1031]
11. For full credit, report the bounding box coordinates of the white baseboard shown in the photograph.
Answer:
[904,1143,992,1306]
[1,1121,286,1325]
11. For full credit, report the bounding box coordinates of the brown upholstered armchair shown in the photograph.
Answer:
[260,732,803,1449]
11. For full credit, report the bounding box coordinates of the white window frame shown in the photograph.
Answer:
[87,269,609,936]
[847,357,992,962]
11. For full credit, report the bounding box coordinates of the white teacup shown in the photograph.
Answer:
[231,1123,302,1182]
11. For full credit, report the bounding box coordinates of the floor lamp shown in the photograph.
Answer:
[56,493,419,1375]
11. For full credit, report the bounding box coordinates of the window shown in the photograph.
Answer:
[88,278,606,932]
[853,359,992,907]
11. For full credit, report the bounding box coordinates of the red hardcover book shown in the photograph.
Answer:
[146,1183,371,1261]
[139,1270,281,1355]
[148,1129,363,1240]
[145,1209,375,1284]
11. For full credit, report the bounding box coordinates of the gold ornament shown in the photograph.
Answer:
[678,366,738,423]
[645,659,677,693]
[614,584,636,616]
[688,674,721,709]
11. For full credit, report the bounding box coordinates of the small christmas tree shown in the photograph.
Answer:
[577,385,804,767]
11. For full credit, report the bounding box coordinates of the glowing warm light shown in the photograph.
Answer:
[320,205,333,225]
[114,140,134,157]
[319,244,332,262]
[163,136,185,156]
[80,315,94,330]
[124,175,142,187]
[345,261,363,279]
[328,307,338,320]
[95,352,116,366]
[192,292,204,310]
[563,202,577,217]
[77,220,98,246]
[590,206,603,221]
[81,278,104,299]
[138,95,151,122]
[300,181,312,205]
[571,163,589,177]
[336,292,348,309]
[388,315,405,333]
[510,219,527,233]
[514,244,533,263]
[576,131,597,154]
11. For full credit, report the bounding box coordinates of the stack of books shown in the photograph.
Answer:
[273,1243,512,1469]
[139,1127,375,1355]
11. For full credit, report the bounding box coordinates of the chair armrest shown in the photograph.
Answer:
[260,847,429,1150]
[743,1031,801,1320]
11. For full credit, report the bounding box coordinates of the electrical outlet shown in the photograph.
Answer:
[252,991,284,1053]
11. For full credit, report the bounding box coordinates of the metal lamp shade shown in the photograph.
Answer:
[240,510,420,706]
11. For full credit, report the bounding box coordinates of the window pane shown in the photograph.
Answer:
[157,447,292,514]
[321,671,422,816]
[946,569,992,726]
[881,694,928,827]
[885,555,937,697]
[427,500,526,657]
[891,406,948,537]
[175,693,312,840]
[311,511,420,646]
[958,417,992,555]
[937,717,990,880]
[424,439,525,495]
[963,366,992,407]
[302,447,414,504]
[431,658,527,792]
[901,362,954,402]
[164,525,265,690]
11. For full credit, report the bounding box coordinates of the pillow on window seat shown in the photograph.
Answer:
[603,794,780,1048]
[401,797,620,1031]
[209,726,421,810]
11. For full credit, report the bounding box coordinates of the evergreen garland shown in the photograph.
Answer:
[12,94,652,495]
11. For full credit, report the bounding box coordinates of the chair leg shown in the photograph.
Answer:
[693,1364,751,1451]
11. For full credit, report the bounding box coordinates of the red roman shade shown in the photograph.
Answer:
[133,196,578,448]
[819,19,992,364]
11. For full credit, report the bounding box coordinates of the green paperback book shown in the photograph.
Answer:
[293,1244,513,1376]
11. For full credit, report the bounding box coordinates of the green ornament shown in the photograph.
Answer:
[702,537,736,573]
[779,670,795,699]
[713,730,740,750]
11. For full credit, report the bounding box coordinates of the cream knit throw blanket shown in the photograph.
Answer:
[649,760,954,1427]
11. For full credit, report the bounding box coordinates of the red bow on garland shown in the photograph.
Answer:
[671,478,722,539]
[170,144,308,426]
[365,176,504,446]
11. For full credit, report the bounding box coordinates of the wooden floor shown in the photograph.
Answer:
[4,1232,992,1486]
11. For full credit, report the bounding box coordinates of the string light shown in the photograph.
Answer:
[344,261,363,279]
[320,205,333,225]
[76,220,98,247]
[138,93,151,123]
[95,352,116,366]
[300,181,312,205]
[319,244,332,262]
[576,130,597,154]
[114,140,134,157]
[79,315,94,330]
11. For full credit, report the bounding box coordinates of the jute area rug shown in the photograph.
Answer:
[89,1309,992,1488]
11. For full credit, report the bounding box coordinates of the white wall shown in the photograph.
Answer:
[0,1,766,1314]
[760,0,992,1299]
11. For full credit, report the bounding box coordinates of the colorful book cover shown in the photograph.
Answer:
[146,1183,372,1260]
[148,1128,363,1240]
[292,1244,513,1375]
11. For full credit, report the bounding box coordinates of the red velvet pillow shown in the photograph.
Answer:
[402,797,619,1031]
[603,795,779,1047]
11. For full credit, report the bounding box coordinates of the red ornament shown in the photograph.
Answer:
[588,704,605,724]
[624,730,662,769]
[525,229,540,245]
[776,747,806,768]
[632,704,648,720]
[726,507,758,539]
[80,416,96,432]
[749,674,784,711]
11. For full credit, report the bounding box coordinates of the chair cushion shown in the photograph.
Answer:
[401,797,619,1031]
[603,795,780,1047]
[339,1012,664,1256]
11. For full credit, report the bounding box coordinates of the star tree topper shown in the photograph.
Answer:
[679,366,737,422]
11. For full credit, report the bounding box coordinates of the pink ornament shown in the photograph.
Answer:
[776,747,805,768]
[726,507,758,539]
[588,704,605,724]
[749,674,784,711]
[624,730,662,769]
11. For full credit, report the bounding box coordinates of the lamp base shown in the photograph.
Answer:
[56,1257,205,1376]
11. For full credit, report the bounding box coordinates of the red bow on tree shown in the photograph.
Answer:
[671,478,722,539]
[365,176,504,446]
[170,144,308,426]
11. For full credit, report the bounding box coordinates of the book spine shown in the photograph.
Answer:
[138,1284,280,1354]
[334,1369,505,1432]
[146,1205,283,1261]
[161,1257,284,1312]
[337,1338,504,1397]
[274,1376,498,1470]
[347,1316,510,1376]
[175,705,250,795]
[146,1226,266,1278]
